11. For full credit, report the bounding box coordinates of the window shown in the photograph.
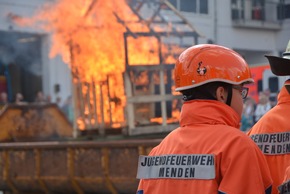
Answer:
[277,3,290,19]
[200,0,208,14]
[231,0,244,19]
[167,0,208,14]
[284,4,290,18]
[252,0,265,20]
[180,0,196,12]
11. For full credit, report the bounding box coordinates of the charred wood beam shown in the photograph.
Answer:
[124,31,198,37]
[78,82,86,127]
[126,2,161,38]
[126,64,174,71]
[129,0,166,30]
[83,0,98,18]
[157,35,163,63]
[155,11,182,34]
[125,0,201,41]
[138,20,186,25]
[126,4,181,38]
[127,94,181,103]
[106,76,113,126]
[85,82,92,130]
[162,0,205,37]
[99,83,105,136]
[128,1,146,23]
[124,33,129,68]
[92,81,99,129]
[113,12,138,39]
[134,0,150,12]
[128,0,203,37]
[147,3,162,27]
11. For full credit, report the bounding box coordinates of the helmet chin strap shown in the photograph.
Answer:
[226,85,232,106]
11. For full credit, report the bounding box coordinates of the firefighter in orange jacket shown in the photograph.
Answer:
[136,44,272,194]
[247,41,290,194]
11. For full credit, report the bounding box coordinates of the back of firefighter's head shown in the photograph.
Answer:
[265,40,290,94]
[174,44,254,116]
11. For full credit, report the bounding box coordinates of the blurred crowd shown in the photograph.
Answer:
[240,89,276,132]
[0,88,276,131]
[0,91,73,124]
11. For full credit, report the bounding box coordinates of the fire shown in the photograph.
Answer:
[11,0,182,131]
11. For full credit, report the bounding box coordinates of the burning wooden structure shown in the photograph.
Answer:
[8,0,205,137]
[70,0,204,136]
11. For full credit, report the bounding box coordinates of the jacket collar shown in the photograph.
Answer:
[179,100,240,128]
[277,80,290,105]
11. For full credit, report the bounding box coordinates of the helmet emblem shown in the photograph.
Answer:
[197,61,207,75]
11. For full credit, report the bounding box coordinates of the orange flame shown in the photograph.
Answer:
[12,0,181,130]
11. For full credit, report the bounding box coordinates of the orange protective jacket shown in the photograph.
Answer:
[247,80,290,194]
[278,166,290,194]
[137,100,272,194]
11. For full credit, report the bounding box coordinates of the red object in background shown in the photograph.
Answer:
[0,75,7,94]
[253,8,262,20]
[247,64,270,103]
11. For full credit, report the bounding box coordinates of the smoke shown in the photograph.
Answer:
[0,31,42,75]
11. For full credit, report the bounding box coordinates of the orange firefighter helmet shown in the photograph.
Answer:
[174,44,254,92]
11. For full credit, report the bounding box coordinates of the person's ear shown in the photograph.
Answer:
[216,86,227,103]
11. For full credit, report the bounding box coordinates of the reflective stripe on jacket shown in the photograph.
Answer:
[137,100,272,194]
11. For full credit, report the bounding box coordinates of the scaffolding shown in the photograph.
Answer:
[71,0,206,136]
[120,0,205,135]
